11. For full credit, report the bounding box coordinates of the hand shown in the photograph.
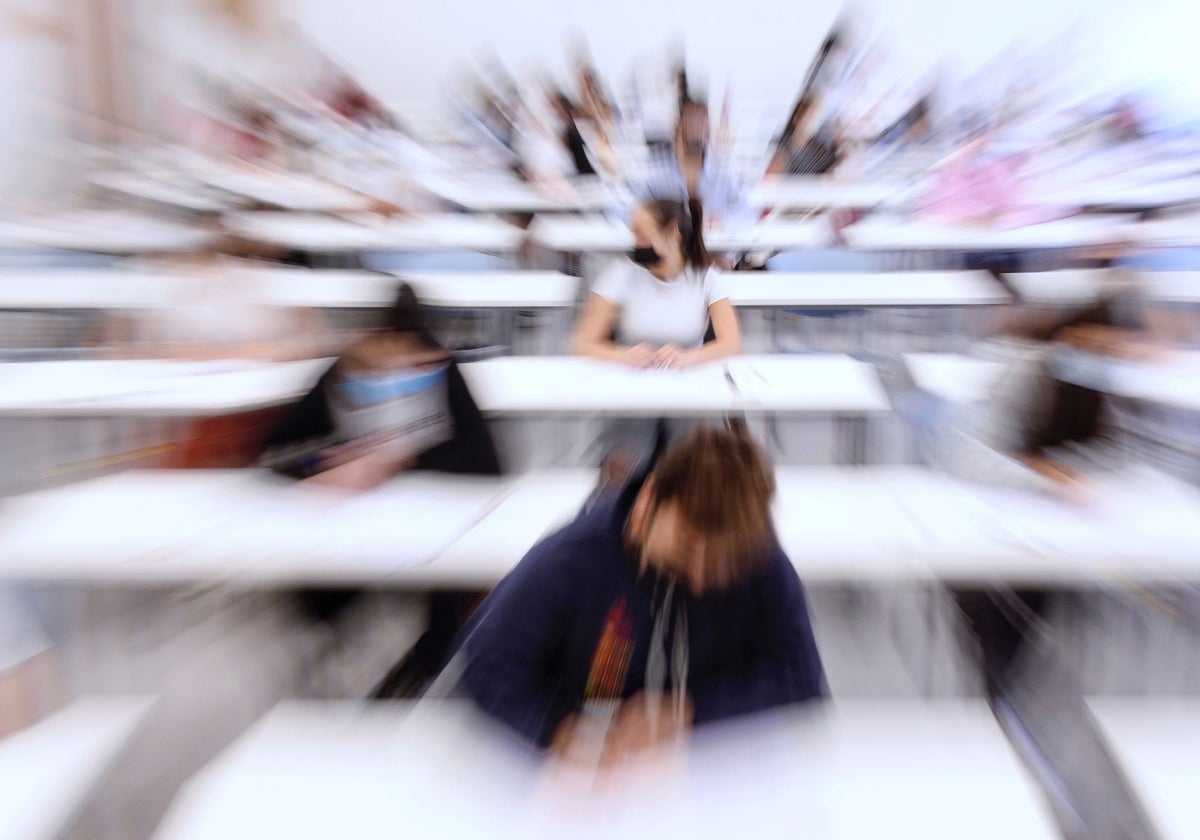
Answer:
[652,344,692,370]
[599,693,692,767]
[621,343,656,369]
[306,449,403,491]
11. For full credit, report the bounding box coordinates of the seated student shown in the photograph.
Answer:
[549,92,598,177]
[457,426,825,759]
[571,198,739,370]
[571,198,741,483]
[260,284,501,696]
[929,300,1140,702]
[767,94,841,176]
[634,100,752,227]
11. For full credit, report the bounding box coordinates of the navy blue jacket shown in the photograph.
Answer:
[458,483,826,748]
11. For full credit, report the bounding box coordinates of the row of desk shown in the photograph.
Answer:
[140,694,1200,840]
[2,463,1197,587]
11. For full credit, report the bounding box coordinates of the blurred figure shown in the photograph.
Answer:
[929,300,1142,701]
[768,94,842,176]
[260,284,501,696]
[457,426,825,761]
[635,100,752,225]
[548,92,597,176]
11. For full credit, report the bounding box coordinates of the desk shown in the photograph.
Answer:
[0,269,173,311]
[903,350,1200,412]
[222,213,524,255]
[2,465,1199,587]
[1140,270,1200,304]
[152,699,1057,840]
[460,355,890,416]
[239,267,577,310]
[528,216,832,254]
[0,212,217,255]
[199,170,374,212]
[0,696,154,840]
[750,176,913,211]
[902,352,1004,403]
[0,469,507,584]
[727,271,1009,308]
[1087,698,1200,840]
[1000,269,1108,305]
[414,173,617,213]
[89,172,234,215]
[0,358,331,418]
[842,215,1135,252]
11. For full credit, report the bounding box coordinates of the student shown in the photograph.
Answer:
[549,92,597,176]
[571,198,741,483]
[571,198,739,369]
[635,100,752,226]
[929,301,1139,701]
[260,284,501,696]
[457,426,826,758]
[767,95,841,176]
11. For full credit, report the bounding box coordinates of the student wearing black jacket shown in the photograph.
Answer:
[260,284,501,697]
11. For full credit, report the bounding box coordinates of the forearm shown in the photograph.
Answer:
[687,336,740,365]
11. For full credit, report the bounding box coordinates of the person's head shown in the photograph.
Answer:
[675,100,711,164]
[549,92,576,125]
[629,198,711,276]
[339,283,447,379]
[626,426,776,596]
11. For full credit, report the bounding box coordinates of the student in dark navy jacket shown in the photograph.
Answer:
[457,426,825,761]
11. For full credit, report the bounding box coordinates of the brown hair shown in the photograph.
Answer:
[644,198,712,270]
[649,425,776,575]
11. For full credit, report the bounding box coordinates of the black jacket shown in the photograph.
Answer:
[260,360,502,478]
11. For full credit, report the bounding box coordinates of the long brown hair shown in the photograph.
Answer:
[645,198,712,271]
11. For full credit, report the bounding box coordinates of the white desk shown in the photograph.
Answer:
[199,171,374,212]
[460,355,891,417]
[1130,214,1200,249]
[414,173,617,213]
[3,465,1200,587]
[89,172,234,214]
[0,696,154,840]
[1087,698,1200,840]
[222,213,524,254]
[1001,269,1108,305]
[0,358,331,417]
[0,469,507,585]
[903,350,1200,412]
[902,352,1005,403]
[842,215,1135,252]
[0,269,174,311]
[750,176,913,211]
[1140,270,1200,304]
[728,270,1009,308]
[0,212,217,255]
[153,699,1057,840]
[240,267,577,310]
[528,216,832,253]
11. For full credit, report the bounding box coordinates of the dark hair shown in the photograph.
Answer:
[780,96,818,149]
[644,198,711,270]
[385,282,440,347]
[650,425,776,575]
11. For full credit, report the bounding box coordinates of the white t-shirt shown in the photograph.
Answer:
[592,261,729,349]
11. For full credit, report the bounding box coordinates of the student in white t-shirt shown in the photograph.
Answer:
[570,197,740,369]
[571,198,741,487]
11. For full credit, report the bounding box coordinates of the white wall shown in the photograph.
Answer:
[126,0,1200,137]
[283,0,1200,126]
